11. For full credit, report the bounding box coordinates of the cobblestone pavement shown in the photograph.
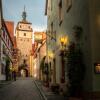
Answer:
[34,80,67,100]
[0,80,13,88]
[0,77,44,100]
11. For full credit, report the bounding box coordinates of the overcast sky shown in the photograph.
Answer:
[2,0,47,32]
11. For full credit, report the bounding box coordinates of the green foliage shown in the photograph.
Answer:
[19,62,27,71]
[40,56,49,75]
[5,56,10,81]
[40,56,46,71]
[5,57,10,65]
[73,25,83,40]
[66,42,85,97]
[5,56,10,71]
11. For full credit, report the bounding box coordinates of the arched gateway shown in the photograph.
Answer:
[19,68,29,77]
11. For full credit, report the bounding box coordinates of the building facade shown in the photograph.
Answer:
[0,0,2,29]
[0,0,14,80]
[15,8,33,77]
[0,0,3,80]
[0,20,14,80]
[33,32,46,80]
[45,0,100,98]
[5,21,19,74]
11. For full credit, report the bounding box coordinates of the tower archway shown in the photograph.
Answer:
[18,66,29,77]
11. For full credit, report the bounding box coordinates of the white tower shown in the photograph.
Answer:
[15,7,33,76]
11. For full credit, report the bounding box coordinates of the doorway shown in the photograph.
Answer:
[20,69,28,77]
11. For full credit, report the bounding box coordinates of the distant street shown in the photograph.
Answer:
[0,78,43,100]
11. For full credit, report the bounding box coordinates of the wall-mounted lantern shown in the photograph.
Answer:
[59,35,69,83]
[48,50,54,59]
[60,36,69,50]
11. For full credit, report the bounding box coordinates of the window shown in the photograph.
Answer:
[3,30,5,39]
[28,26,30,29]
[20,25,22,28]
[3,45,6,54]
[6,35,7,42]
[66,0,72,12]
[8,40,10,46]
[1,63,5,74]
[54,31,56,41]
[24,33,26,36]
[59,0,63,25]
[51,22,53,40]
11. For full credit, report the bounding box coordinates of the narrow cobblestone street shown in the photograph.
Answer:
[0,0,100,100]
[0,78,44,100]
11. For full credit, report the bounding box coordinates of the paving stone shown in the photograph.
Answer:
[0,77,44,100]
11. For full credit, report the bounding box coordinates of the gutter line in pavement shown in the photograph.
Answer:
[34,80,47,100]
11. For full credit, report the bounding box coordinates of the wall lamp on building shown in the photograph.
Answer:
[60,35,69,83]
[48,51,54,59]
[60,36,68,49]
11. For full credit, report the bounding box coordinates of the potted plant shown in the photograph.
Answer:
[66,26,85,99]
